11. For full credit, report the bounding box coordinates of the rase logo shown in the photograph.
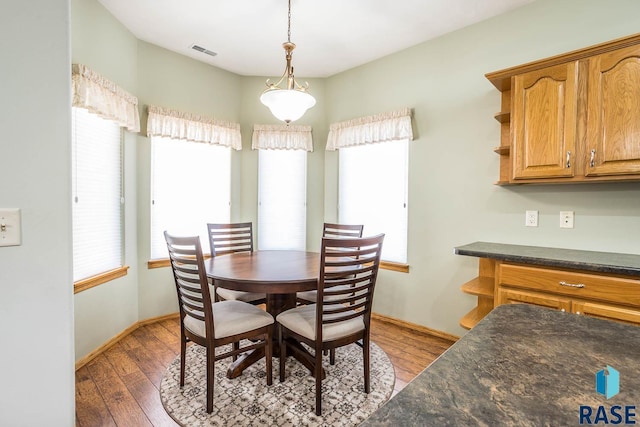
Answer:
[579,366,637,425]
[596,366,620,400]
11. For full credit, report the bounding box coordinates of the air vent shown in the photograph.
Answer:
[190,44,217,57]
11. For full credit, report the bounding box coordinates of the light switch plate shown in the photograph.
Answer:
[0,208,22,247]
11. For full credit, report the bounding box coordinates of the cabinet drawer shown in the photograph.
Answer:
[498,264,640,307]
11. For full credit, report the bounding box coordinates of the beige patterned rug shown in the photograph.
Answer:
[160,341,395,426]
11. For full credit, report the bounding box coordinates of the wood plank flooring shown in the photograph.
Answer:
[76,316,454,426]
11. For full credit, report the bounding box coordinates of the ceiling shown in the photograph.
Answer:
[98,0,534,78]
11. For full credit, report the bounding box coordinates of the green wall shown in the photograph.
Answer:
[71,0,140,361]
[1,0,75,423]
[70,0,640,367]
[238,76,329,251]
[135,40,244,321]
[325,0,640,334]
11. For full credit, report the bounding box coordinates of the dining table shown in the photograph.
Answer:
[205,250,324,379]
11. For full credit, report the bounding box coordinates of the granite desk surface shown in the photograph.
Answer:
[362,304,640,427]
[454,241,640,277]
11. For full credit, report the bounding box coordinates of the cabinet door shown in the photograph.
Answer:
[512,62,578,180]
[497,287,572,312]
[573,300,640,326]
[586,44,640,176]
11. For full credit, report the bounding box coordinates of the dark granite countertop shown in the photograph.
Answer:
[362,304,640,427]
[454,241,640,276]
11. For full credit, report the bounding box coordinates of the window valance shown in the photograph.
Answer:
[147,105,242,150]
[71,64,140,132]
[326,108,413,151]
[252,124,313,152]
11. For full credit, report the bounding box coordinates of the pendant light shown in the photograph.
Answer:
[260,0,316,123]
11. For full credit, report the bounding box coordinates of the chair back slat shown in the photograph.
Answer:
[323,222,364,239]
[316,234,384,339]
[207,222,254,256]
[323,306,367,324]
[165,231,214,336]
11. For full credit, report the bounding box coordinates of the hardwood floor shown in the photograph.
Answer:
[75,316,454,426]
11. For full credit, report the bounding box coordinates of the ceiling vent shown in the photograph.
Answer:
[190,44,217,57]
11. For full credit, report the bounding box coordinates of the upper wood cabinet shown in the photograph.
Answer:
[586,44,640,176]
[486,33,640,185]
[512,61,578,179]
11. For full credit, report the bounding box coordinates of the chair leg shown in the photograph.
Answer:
[180,329,187,387]
[206,345,215,414]
[329,348,335,365]
[315,345,323,416]
[363,334,370,394]
[213,284,220,302]
[279,325,286,383]
[265,329,273,386]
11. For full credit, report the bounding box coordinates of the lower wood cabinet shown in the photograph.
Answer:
[497,287,640,326]
[572,300,640,325]
[461,259,640,329]
[497,287,572,312]
[497,263,640,326]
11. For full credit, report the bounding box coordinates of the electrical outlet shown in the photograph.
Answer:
[560,211,574,229]
[525,210,538,227]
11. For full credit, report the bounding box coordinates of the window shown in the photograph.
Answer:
[257,149,307,250]
[338,140,409,263]
[72,107,123,282]
[328,108,413,265]
[150,136,231,259]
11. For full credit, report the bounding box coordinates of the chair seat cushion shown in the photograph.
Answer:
[184,300,274,339]
[216,287,266,303]
[296,284,354,303]
[276,304,364,342]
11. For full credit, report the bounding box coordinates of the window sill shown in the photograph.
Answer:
[148,255,211,269]
[148,258,170,269]
[74,266,130,294]
[380,261,409,273]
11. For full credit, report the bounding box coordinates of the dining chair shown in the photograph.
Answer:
[164,231,274,413]
[297,222,364,304]
[206,222,266,305]
[277,233,384,416]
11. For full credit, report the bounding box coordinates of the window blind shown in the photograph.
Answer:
[338,140,409,263]
[257,149,307,250]
[150,136,231,259]
[72,107,123,281]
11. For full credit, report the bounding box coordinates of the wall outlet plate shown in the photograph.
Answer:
[0,208,22,247]
[525,210,538,227]
[560,211,575,229]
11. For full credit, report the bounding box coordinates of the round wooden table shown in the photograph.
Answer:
[205,250,322,379]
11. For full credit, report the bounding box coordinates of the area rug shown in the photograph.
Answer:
[160,341,395,426]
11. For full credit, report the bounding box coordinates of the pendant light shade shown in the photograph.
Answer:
[260,1,316,123]
[260,76,316,123]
